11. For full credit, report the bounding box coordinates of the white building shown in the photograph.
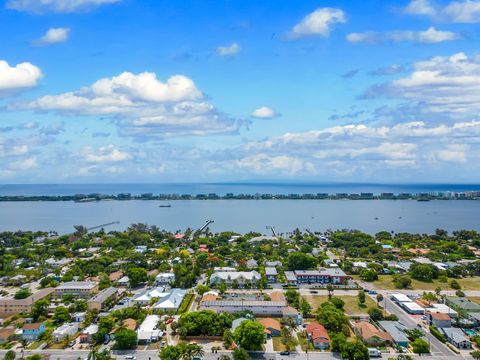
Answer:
[155,273,175,286]
[52,323,79,342]
[426,304,458,318]
[210,271,261,286]
[154,289,187,311]
[137,315,163,344]
[200,300,286,315]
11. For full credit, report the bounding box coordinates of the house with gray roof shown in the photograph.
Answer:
[377,321,410,348]
[440,327,472,349]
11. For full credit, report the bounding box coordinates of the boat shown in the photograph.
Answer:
[159,204,172,208]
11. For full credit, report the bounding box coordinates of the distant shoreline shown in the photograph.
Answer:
[0,191,479,202]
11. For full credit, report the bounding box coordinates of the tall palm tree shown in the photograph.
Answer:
[87,349,98,360]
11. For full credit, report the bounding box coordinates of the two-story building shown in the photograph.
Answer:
[21,323,46,341]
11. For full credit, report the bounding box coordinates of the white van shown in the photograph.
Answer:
[368,348,382,358]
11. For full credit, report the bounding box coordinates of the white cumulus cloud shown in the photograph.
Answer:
[290,7,346,38]
[251,106,278,119]
[6,0,121,14]
[34,27,70,46]
[83,144,131,163]
[347,27,460,44]
[404,0,480,23]
[0,60,42,95]
[216,43,240,56]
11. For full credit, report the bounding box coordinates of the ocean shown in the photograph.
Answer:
[0,183,479,235]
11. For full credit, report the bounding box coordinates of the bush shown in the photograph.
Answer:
[176,293,195,314]
[429,326,446,343]
[450,280,461,290]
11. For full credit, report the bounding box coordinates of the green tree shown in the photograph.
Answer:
[326,284,334,299]
[341,341,369,360]
[14,289,31,299]
[114,329,137,350]
[393,275,412,289]
[317,302,347,333]
[412,338,430,354]
[53,306,71,324]
[4,350,15,360]
[299,298,312,315]
[233,320,266,351]
[405,328,424,341]
[125,267,148,287]
[450,280,461,290]
[359,268,378,282]
[471,350,480,360]
[99,273,111,290]
[368,307,384,321]
[31,299,49,321]
[358,290,366,306]
[287,253,317,270]
[285,289,300,308]
[410,263,435,282]
[376,293,384,305]
[195,284,210,295]
[330,333,347,353]
[329,296,345,310]
[232,348,250,360]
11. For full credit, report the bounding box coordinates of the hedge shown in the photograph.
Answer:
[177,293,195,314]
[429,326,446,343]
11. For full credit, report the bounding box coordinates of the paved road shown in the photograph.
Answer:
[383,296,454,357]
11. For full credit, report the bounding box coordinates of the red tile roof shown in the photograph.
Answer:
[306,322,330,344]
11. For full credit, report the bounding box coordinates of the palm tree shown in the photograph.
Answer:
[326,284,334,299]
[87,349,98,360]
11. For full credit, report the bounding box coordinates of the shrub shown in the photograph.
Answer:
[429,326,446,343]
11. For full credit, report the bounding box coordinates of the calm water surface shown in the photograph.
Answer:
[0,200,478,234]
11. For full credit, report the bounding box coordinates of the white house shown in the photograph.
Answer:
[52,323,79,342]
[137,315,163,344]
[210,271,261,286]
[155,273,175,286]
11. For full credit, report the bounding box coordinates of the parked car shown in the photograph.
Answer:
[280,351,290,356]
[310,290,318,294]
[368,290,377,295]
[125,356,136,360]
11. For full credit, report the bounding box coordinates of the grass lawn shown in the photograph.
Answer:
[302,294,378,315]
[272,336,287,352]
[468,297,480,304]
[353,275,480,291]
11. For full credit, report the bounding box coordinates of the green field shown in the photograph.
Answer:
[352,275,480,291]
[302,294,378,315]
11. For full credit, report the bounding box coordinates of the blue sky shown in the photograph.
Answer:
[1,0,480,183]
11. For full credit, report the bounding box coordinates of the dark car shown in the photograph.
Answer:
[280,351,290,356]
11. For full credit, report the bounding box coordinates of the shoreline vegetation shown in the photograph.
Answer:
[0,190,479,202]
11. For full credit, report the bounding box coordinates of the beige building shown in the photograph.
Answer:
[54,281,98,299]
[0,288,54,316]
[87,287,118,311]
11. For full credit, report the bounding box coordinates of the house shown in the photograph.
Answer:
[155,272,175,286]
[265,261,282,268]
[108,271,124,282]
[0,288,54,316]
[200,300,286,315]
[258,318,281,338]
[249,236,277,243]
[72,312,86,322]
[209,271,261,287]
[428,312,451,328]
[377,321,410,348]
[265,267,278,283]
[153,288,187,311]
[54,281,99,299]
[306,322,330,350]
[87,287,118,312]
[21,323,46,341]
[440,327,472,349]
[446,297,480,316]
[79,324,99,343]
[246,259,258,269]
[134,246,148,253]
[0,328,15,344]
[282,306,302,325]
[117,276,130,287]
[137,315,163,344]
[352,321,392,346]
[425,304,458,318]
[52,323,79,342]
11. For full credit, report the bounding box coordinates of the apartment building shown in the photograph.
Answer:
[54,281,99,299]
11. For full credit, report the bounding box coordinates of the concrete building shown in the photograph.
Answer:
[284,271,298,286]
[87,287,118,311]
[377,321,409,348]
[209,271,261,287]
[425,304,458,318]
[200,300,286,315]
[54,281,98,299]
[0,288,54,316]
[285,268,349,285]
[440,327,472,349]
[52,323,79,342]
[265,267,278,283]
[137,315,163,344]
[306,322,330,350]
[400,302,425,315]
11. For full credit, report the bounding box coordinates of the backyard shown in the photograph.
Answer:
[302,294,378,315]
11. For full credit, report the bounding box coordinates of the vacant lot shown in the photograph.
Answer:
[353,275,480,291]
[302,294,378,315]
